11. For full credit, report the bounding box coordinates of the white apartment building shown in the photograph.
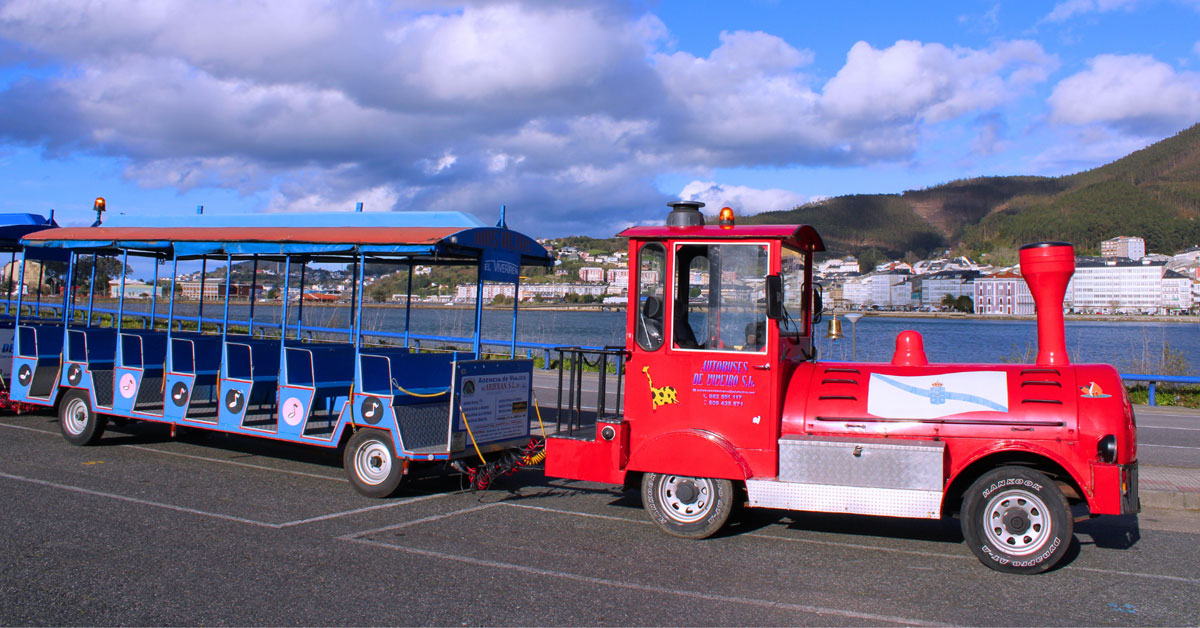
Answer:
[606,268,629,285]
[974,271,1034,315]
[455,282,609,302]
[1161,270,1194,313]
[920,270,979,307]
[817,257,860,274]
[843,271,911,309]
[1069,258,1165,314]
[1100,236,1145,260]
[579,266,604,282]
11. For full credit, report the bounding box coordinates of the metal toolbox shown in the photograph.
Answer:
[778,435,945,491]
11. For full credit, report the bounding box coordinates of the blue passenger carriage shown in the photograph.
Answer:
[10,206,553,496]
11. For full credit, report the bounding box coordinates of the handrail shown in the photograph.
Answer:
[20,302,606,368]
[1119,374,1200,406]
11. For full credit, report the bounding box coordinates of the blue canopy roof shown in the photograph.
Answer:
[23,210,553,268]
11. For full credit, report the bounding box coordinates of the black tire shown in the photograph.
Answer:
[343,429,405,498]
[961,467,1073,574]
[58,390,107,446]
[642,472,734,539]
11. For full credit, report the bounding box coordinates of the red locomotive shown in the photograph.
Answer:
[547,201,1138,574]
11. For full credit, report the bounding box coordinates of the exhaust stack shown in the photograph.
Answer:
[1019,242,1075,367]
[666,201,705,227]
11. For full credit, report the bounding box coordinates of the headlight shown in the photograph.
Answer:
[1097,434,1117,463]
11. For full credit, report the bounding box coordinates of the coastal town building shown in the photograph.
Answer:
[579,266,604,282]
[974,271,1033,315]
[605,268,628,285]
[108,280,154,299]
[842,271,912,309]
[178,280,254,301]
[454,282,609,302]
[817,257,859,274]
[1161,270,1194,313]
[1068,258,1167,314]
[919,270,980,307]
[1101,236,1145,261]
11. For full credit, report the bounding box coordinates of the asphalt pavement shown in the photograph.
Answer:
[1131,404,1200,509]
[0,406,1197,626]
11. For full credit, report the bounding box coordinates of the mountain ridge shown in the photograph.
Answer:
[737,123,1200,265]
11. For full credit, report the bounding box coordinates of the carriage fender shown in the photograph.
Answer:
[626,429,752,480]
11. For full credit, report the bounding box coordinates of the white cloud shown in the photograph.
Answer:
[1043,0,1140,23]
[0,1,1064,235]
[822,40,1055,125]
[1031,126,1156,173]
[1048,54,1200,134]
[678,181,805,215]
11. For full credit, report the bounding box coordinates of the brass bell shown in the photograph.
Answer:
[824,317,844,339]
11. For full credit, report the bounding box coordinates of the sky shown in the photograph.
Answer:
[0,0,1198,239]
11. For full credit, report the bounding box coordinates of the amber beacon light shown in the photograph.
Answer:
[92,197,107,226]
[718,206,735,228]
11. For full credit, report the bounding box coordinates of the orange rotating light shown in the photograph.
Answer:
[718,206,735,228]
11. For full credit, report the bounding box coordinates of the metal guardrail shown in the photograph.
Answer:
[1119,374,1200,406]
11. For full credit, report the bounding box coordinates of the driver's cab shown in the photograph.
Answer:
[621,212,824,470]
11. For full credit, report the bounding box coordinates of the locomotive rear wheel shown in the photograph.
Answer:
[642,472,733,539]
[343,429,405,498]
[58,390,107,446]
[961,467,1072,574]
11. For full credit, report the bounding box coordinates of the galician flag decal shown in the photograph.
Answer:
[867,371,1008,419]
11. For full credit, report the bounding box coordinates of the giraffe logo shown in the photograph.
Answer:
[643,365,678,410]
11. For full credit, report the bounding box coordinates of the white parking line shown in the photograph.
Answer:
[340,504,947,627]
[0,422,344,481]
[1140,444,1200,450]
[340,503,502,538]
[0,470,452,528]
[1141,425,1200,432]
[0,471,278,527]
[279,494,453,527]
[124,444,345,482]
[500,502,1200,583]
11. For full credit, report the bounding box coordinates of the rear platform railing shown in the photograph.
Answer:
[553,346,627,436]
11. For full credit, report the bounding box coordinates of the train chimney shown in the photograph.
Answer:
[1019,242,1074,367]
[666,201,705,227]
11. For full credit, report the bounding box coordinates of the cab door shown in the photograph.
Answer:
[629,240,780,478]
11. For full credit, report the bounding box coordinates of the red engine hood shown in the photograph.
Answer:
[781,361,1085,442]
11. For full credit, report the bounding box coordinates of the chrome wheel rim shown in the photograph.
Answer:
[62,397,89,436]
[982,488,1051,556]
[657,475,713,523]
[354,439,392,486]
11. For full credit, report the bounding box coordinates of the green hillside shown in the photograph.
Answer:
[740,122,1200,260]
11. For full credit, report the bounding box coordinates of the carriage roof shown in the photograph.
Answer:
[22,211,553,266]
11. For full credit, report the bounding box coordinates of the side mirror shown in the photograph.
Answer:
[811,284,823,325]
[765,275,783,320]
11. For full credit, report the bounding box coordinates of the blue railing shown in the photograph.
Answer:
[8,303,1200,398]
[4,303,595,368]
[1119,374,1200,406]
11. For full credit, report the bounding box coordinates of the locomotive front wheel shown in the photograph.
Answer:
[58,390,107,446]
[344,429,405,498]
[961,467,1072,574]
[642,472,733,539]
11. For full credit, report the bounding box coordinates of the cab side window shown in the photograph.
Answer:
[635,243,666,351]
